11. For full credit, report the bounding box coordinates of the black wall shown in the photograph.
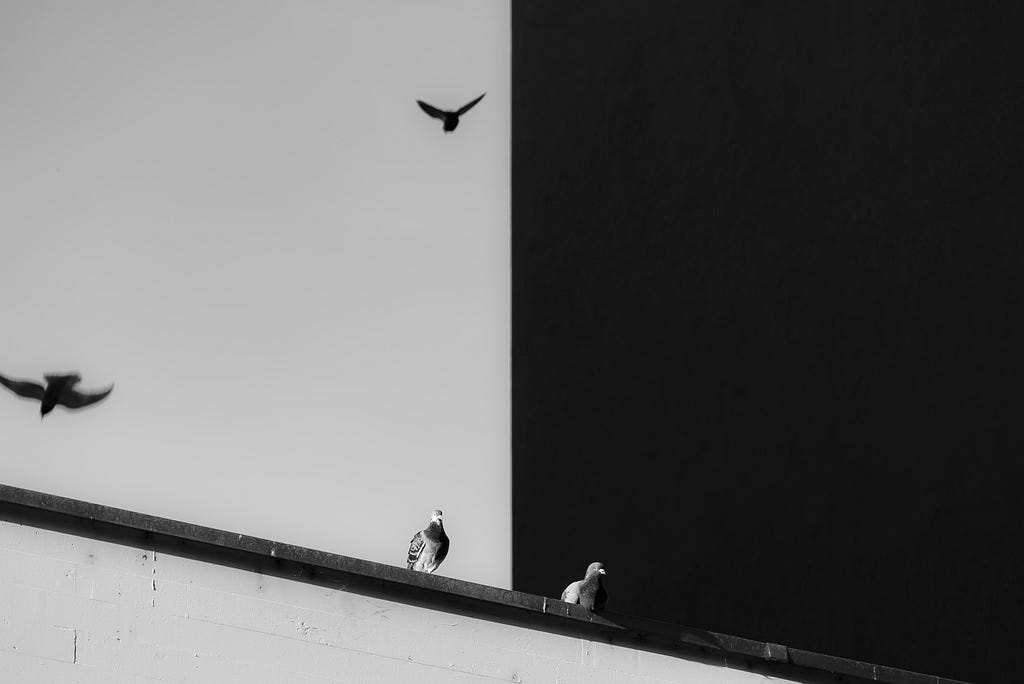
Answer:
[511,4,1023,683]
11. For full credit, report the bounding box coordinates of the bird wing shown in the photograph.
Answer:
[59,384,114,409]
[561,580,581,604]
[456,93,485,116]
[416,100,447,120]
[0,373,45,400]
[407,530,426,568]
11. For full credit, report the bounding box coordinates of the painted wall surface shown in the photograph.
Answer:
[511,3,1021,682]
[0,0,510,589]
[0,520,801,684]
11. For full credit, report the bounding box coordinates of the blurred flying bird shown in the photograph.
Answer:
[416,93,486,133]
[0,371,114,419]
[561,561,608,611]
[407,509,450,573]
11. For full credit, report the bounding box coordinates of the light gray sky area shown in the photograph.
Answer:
[0,1,510,588]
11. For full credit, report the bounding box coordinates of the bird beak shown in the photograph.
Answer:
[599,569,606,574]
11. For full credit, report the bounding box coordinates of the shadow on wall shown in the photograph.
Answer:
[512,3,1024,683]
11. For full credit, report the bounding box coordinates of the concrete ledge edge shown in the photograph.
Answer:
[0,483,969,684]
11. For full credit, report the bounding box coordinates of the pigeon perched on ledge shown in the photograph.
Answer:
[0,371,114,419]
[407,509,449,573]
[416,93,486,133]
[561,561,608,611]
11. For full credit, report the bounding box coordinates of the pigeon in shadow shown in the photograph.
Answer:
[0,371,114,419]
[416,93,486,133]
[407,509,450,573]
[561,561,608,611]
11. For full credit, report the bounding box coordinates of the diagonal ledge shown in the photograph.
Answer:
[0,482,969,684]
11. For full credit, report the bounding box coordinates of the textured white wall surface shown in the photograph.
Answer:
[0,520,801,684]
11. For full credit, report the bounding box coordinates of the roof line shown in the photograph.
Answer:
[0,483,967,684]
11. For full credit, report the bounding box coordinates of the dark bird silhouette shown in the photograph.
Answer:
[0,371,114,419]
[407,509,450,573]
[416,93,486,133]
[561,561,608,611]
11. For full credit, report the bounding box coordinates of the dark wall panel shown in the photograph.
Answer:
[512,4,1024,683]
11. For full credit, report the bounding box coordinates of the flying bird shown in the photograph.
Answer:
[0,371,114,419]
[416,93,486,133]
[561,561,608,611]
[407,509,450,573]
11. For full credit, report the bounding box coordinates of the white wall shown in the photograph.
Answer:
[0,0,510,589]
[0,520,801,684]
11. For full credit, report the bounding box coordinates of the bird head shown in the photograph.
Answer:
[586,562,606,576]
[430,509,443,524]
